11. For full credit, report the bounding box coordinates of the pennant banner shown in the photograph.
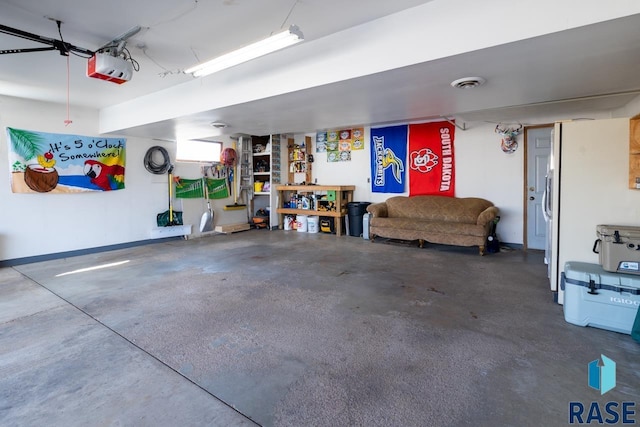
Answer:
[370,125,407,193]
[206,177,230,199]
[408,121,455,197]
[175,178,204,198]
[175,178,229,199]
[7,127,126,193]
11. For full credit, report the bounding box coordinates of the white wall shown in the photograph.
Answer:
[3,94,638,261]
[305,107,619,245]
[305,124,526,244]
[172,136,247,233]
[0,96,246,262]
[552,118,640,303]
[0,96,159,260]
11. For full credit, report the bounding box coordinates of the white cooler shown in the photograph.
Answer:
[561,261,640,334]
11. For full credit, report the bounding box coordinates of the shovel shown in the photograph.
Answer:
[199,176,214,232]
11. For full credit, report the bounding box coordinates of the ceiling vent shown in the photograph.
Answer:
[450,77,486,89]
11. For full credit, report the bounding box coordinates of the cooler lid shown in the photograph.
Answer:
[596,224,640,239]
[564,261,640,292]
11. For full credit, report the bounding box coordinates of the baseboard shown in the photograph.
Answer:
[0,237,182,268]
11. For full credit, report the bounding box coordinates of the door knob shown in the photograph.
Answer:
[529,196,535,200]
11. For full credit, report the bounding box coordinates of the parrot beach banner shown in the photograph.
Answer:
[408,121,455,197]
[370,125,407,193]
[7,127,126,193]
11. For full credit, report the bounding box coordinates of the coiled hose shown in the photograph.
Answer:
[144,146,172,175]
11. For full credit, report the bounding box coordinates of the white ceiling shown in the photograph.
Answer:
[1,0,640,140]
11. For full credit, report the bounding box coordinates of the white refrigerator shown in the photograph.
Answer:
[548,117,640,304]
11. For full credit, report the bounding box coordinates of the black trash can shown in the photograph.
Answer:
[347,202,371,237]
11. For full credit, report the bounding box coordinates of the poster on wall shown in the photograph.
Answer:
[321,127,364,161]
[339,129,352,150]
[338,129,352,161]
[326,130,339,161]
[352,128,365,150]
[370,125,407,193]
[316,131,327,152]
[408,121,455,197]
[7,127,126,193]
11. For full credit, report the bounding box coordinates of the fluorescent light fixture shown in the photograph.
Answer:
[185,25,304,77]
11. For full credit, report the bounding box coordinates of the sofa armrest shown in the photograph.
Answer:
[367,202,388,218]
[477,206,499,226]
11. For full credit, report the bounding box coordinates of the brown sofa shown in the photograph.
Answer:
[366,195,499,255]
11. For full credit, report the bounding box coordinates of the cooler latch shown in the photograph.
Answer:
[613,230,622,244]
[587,279,599,295]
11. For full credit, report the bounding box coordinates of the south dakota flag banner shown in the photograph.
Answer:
[408,121,455,197]
[370,125,407,193]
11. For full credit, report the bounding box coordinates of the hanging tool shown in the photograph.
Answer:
[224,142,246,211]
[168,164,176,224]
[199,174,214,232]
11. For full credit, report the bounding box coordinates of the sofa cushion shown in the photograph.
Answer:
[371,217,487,237]
[385,195,493,224]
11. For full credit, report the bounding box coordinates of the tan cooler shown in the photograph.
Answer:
[594,224,640,275]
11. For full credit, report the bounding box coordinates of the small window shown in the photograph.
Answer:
[176,139,222,163]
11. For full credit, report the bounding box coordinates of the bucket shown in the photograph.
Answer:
[284,215,294,231]
[254,181,264,192]
[307,216,319,233]
[296,215,308,232]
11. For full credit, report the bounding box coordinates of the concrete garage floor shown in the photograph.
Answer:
[1,230,639,427]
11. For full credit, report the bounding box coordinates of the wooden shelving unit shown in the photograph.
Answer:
[275,185,355,236]
[288,136,312,184]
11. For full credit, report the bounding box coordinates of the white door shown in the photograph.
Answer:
[526,126,552,250]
